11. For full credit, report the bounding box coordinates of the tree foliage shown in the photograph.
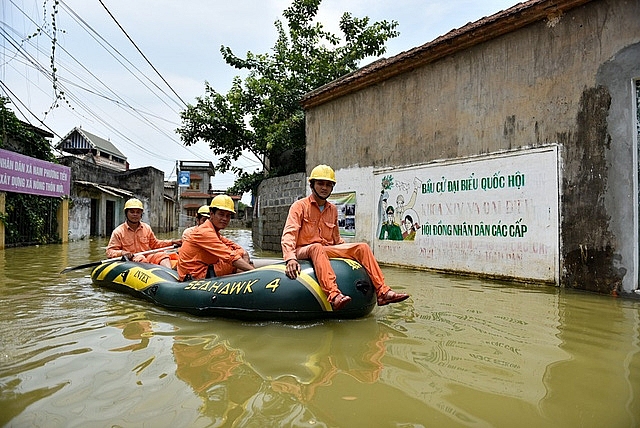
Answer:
[177,0,398,195]
[0,97,57,162]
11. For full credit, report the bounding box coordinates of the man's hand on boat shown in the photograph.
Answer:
[285,259,301,279]
[233,252,255,271]
[124,239,181,262]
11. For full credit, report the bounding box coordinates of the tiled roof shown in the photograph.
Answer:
[57,127,127,159]
[301,0,592,108]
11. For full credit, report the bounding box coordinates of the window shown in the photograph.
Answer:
[189,180,201,191]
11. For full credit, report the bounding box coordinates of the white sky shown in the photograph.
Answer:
[2,0,519,203]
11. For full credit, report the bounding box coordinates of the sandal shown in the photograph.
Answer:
[377,290,410,306]
[331,293,352,311]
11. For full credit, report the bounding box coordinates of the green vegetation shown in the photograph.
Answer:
[0,97,61,245]
[178,0,399,196]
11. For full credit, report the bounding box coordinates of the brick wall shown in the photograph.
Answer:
[252,172,306,253]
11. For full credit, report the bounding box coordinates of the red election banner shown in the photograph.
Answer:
[0,148,71,197]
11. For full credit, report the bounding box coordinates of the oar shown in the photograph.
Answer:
[60,245,178,274]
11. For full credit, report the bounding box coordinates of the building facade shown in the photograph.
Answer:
[60,156,172,239]
[57,127,128,171]
[57,128,176,239]
[176,160,242,230]
[294,0,639,296]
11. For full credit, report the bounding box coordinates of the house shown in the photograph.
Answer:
[57,128,176,239]
[255,0,640,297]
[176,160,241,229]
[57,127,128,171]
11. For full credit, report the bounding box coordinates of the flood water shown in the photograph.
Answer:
[1,229,639,428]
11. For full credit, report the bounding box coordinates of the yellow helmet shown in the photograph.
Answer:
[210,195,236,213]
[197,205,211,217]
[124,198,144,211]
[308,164,336,183]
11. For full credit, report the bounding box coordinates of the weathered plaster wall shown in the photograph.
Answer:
[68,194,92,240]
[304,0,640,295]
[61,157,169,237]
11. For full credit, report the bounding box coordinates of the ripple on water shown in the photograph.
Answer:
[2,236,640,427]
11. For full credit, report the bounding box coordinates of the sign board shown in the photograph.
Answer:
[373,147,559,282]
[178,170,191,187]
[0,148,71,197]
[328,192,356,237]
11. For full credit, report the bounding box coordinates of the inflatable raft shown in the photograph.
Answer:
[90,258,376,321]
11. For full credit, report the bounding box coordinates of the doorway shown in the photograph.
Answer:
[106,200,115,236]
[90,198,98,236]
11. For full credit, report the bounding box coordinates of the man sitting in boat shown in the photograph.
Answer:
[182,205,211,240]
[281,164,410,310]
[106,198,181,268]
[177,195,255,280]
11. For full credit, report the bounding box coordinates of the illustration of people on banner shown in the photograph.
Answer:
[377,174,421,241]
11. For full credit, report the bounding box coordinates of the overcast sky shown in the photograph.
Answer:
[2,0,519,201]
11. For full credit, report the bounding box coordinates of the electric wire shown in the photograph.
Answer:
[3,0,260,182]
[58,0,183,113]
[2,6,210,162]
[95,0,188,109]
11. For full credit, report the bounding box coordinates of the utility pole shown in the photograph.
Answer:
[176,160,180,229]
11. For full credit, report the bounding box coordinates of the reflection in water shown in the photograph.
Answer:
[170,318,391,426]
[109,313,154,352]
[0,231,639,427]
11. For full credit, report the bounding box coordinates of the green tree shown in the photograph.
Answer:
[0,97,57,162]
[177,0,398,195]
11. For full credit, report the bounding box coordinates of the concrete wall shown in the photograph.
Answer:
[118,167,168,232]
[252,173,306,253]
[61,157,171,238]
[67,193,92,240]
[303,0,640,295]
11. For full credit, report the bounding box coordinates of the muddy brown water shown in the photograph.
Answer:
[1,229,639,427]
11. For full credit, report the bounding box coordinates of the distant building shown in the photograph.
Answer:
[176,160,241,229]
[177,160,215,226]
[56,128,176,239]
[56,127,128,171]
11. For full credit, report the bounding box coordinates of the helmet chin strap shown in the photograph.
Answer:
[312,188,327,201]
[311,182,329,202]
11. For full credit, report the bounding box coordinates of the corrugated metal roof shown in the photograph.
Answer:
[74,180,134,198]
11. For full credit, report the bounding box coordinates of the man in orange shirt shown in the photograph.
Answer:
[282,165,410,310]
[106,198,181,268]
[182,205,211,240]
[177,195,254,281]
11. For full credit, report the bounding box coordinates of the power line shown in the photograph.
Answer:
[5,2,179,119]
[1,25,170,160]
[96,0,188,108]
[0,80,59,138]
[58,0,182,113]
[3,1,261,184]
[2,3,211,162]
